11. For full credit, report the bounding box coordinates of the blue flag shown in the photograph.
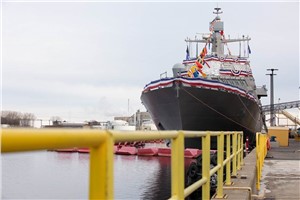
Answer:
[186,46,190,60]
[248,45,251,54]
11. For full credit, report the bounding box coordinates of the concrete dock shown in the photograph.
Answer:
[259,139,300,200]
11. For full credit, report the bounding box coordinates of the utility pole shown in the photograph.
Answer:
[266,68,278,126]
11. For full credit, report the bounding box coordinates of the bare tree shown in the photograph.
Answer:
[1,111,36,127]
[20,113,36,127]
[1,111,22,126]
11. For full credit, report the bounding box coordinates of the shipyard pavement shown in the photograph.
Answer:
[259,139,300,200]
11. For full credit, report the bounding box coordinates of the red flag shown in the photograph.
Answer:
[195,61,203,69]
[200,47,207,58]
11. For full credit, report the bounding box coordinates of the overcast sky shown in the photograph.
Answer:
[1,1,299,122]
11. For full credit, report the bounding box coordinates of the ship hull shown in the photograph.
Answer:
[141,82,262,149]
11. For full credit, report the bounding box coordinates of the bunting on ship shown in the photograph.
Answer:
[183,55,248,65]
[219,69,253,77]
[143,77,257,103]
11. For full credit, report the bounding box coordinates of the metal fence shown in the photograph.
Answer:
[2,129,245,199]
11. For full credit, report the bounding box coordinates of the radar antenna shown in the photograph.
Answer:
[213,7,223,16]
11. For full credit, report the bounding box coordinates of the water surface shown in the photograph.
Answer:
[2,151,174,199]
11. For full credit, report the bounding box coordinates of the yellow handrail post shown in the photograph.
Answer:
[216,132,225,198]
[241,133,244,166]
[202,132,211,200]
[237,133,241,170]
[256,132,260,190]
[171,131,184,199]
[232,132,237,177]
[257,133,267,191]
[263,135,266,158]
[225,133,232,185]
[89,131,114,200]
[264,134,267,156]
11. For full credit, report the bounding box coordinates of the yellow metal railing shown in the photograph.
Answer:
[256,132,268,190]
[2,129,244,200]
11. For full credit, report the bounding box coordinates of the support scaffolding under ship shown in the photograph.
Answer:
[141,7,267,148]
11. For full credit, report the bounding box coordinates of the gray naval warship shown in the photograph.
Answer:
[141,7,267,149]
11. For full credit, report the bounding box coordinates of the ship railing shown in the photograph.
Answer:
[2,129,244,200]
[256,132,268,190]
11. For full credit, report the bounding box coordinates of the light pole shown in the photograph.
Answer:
[266,68,278,126]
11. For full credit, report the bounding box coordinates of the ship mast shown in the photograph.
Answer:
[211,7,224,55]
[185,7,251,57]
